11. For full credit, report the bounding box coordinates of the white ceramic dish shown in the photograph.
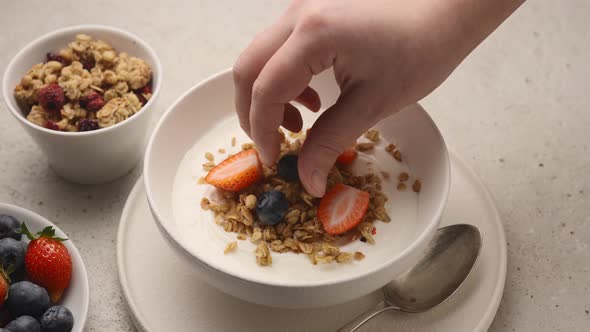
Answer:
[143,68,450,308]
[0,203,89,331]
[2,25,162,184]
[118,153,507,331]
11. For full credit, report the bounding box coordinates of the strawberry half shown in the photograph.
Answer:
[336,147,357,165]
[318,183,370,235]
[205,149,263,192]
[20,224,72,303]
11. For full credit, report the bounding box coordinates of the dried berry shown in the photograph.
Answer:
[80,91,105,112]
[44,121,60,131]
[45,53,68,65]
[134,92,147,105]
[78,119,99,132]
[139,84,152,95]
[87,97,105,112]
[38,84,65,114]
[79,53,95,70]
[134,84,152,105]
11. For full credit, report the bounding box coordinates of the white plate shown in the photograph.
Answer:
[117,151,506,332]
[0,203,89,331]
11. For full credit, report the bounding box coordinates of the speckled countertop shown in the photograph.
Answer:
[0,1,588,331]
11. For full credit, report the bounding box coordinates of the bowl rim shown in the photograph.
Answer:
[144,68,451,288]
[1,24,162,137]
[0,202,89,331]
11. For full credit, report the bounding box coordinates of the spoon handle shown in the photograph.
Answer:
[337,301,398,332]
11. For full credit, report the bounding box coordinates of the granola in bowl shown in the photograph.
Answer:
[13,34,152,132]
[199,129,422,267]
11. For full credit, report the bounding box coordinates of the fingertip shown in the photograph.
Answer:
[258,147,275,166]
[255,131,281,166]
[258,151,275,167]
[298,150,328,197]
[259,154,274,167]
[239,119,251,137]
[298,167,326,198]
[309,169,327,197]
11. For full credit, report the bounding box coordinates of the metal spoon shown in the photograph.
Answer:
[338,224,482,332]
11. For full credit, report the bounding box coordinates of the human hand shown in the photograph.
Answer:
[234,0,524,197]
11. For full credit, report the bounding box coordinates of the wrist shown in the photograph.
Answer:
[442,0,526,57]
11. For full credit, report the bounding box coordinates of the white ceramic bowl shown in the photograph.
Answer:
[2,25,162,184]
[144,68,450,308]
[0,203,89,331]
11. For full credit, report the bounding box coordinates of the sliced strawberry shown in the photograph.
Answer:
[205,149,262,191]
[318,183,370,235]
[336,147,357,165]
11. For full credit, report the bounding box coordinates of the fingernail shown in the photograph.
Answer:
[260,152,274,167]
[310,169,326,197]
[255,147,271,166]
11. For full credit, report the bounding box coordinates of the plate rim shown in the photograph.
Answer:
[117,150,507,332]
[117,183,151,332]
[449,152,508,332]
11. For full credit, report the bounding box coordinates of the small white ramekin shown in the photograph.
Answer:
[2,25,162,184]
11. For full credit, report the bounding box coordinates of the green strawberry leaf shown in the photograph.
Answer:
[37,226,56,238]
[5,265,15,276]
[17,223,36,241]
[17,223,68,241]
[0,264,14,284]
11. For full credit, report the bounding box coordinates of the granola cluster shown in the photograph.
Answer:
[200,129,422,267]
[14,34,152,132]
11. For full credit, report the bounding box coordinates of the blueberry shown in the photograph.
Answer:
[40,306,74,332]
[0,309,11,327]
[0,215,22,241]
[9,241,28,283]
[0,238,25,272]
[5,315,40,332]
[10,268,27,283]
[255,191,289,225]
[277,154,299,182]
[6,281,50,318]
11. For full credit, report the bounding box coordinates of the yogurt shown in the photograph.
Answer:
[172,114,419,284]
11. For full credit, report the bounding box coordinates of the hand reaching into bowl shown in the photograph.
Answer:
[233,0,524,197]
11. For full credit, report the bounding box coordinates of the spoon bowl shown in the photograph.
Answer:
[384,223,482,312]
[339,224,482,331]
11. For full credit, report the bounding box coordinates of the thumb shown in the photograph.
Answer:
[298,88,377,197]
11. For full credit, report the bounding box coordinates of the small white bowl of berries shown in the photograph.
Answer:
[0,203,88,332]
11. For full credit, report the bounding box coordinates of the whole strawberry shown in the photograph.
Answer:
[38,83,65,114]
[20,224,72,303]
